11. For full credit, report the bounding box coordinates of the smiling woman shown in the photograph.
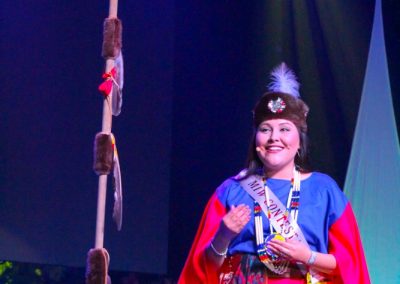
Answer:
[255,119,300,179]
[179,63,370,284]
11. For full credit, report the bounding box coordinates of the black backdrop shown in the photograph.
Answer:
[0,0,399,281]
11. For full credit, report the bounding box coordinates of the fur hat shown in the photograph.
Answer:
[253,63,309,132]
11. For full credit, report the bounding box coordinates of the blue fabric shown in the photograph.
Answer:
[215,172,348,256]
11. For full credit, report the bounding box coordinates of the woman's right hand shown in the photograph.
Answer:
[206,204,251,266]
[218,204,251,242]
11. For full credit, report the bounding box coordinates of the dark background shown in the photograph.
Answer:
[0,0,173,275]
[0,0,399,282]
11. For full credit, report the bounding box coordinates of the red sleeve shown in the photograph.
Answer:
[328,203,370,284]
[178,193,227,284]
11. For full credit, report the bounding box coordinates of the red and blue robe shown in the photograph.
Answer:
[179,172,370,284]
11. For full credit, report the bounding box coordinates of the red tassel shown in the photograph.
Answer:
[98,67,117,96]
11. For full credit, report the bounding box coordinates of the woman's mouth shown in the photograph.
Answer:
[265,145,284,152]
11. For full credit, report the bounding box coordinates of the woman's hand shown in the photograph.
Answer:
[218,204,251,241]
[268,238,311,263]
[267,238,337,274]
[206,204,251,266]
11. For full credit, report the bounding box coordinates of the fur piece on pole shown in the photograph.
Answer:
[85,248,112,284]
[93,133,114,175]
[102,18,122,59]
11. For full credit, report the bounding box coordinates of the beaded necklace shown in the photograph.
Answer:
[255,168,301,274]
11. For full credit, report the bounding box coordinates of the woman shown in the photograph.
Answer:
[179,63,370,284]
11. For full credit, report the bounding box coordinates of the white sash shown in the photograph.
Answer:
[239,173,306,242]
[237,171,326,283]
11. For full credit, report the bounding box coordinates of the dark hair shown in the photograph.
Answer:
[239,125,311,180]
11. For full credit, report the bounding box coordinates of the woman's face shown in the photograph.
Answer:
[255,119,300,176]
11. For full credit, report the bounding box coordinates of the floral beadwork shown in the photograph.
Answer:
[267,97,286,113]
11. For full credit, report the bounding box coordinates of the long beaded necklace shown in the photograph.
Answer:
[255,168,301,274]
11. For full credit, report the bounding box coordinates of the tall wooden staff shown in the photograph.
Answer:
[86,0,124,283]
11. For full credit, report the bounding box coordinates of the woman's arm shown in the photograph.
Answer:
[268,239,337,274]
[304,250,336,274]
[205,230,231,267]
[205,204,251,268]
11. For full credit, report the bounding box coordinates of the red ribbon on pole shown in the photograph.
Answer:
[98,67,117,96]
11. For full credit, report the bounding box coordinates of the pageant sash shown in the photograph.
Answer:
[237,171,326,283]
[239,173,305,241]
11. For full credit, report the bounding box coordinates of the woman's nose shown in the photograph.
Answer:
[268,129,279,142]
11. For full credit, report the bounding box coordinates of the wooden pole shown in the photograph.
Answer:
[94,0,119,249]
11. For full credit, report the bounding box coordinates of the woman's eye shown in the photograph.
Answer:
[280,127,290,132]
[259,127,271,133]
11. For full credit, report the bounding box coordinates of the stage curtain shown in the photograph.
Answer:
[344,0,400,283]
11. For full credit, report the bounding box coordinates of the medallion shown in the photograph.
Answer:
[264,233,285,260]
